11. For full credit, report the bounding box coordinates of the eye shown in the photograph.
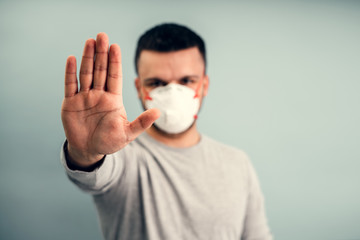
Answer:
[145,79,167,88]
[180,77,195,85]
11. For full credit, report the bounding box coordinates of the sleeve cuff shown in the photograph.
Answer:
[60,140,118,194]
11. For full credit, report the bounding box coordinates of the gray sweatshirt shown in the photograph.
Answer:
[61,133,272,240]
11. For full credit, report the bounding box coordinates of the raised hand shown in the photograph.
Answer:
[61,33,160,168]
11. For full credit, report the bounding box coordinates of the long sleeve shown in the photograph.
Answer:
[60,141,125,195]
[60,134,273,240]
[241,158,273,240]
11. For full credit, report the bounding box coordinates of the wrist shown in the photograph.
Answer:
[65,141,105,171]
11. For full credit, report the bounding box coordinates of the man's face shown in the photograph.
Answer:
[135,47,209,109]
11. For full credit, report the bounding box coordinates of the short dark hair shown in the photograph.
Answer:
[135,23,206,74]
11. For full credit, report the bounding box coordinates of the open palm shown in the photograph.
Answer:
[61,33,159,166]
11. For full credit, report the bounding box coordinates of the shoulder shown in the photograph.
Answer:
[201,135,255,186]
[201,135,250,162]
[203,137,263,186]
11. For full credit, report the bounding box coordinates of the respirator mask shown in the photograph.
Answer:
[144,83,201,134]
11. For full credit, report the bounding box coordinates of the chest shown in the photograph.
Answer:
[136,151,249,234]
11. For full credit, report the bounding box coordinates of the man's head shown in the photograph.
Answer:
[135,23,209,135]
[135,23,206,74]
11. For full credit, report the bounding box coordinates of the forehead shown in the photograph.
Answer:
[137,47,205,80]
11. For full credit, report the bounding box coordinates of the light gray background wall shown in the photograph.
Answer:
[0,1,359,239]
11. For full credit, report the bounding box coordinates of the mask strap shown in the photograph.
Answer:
[142,87,152,100]
[193,77,204,99]
[193,77,205,119]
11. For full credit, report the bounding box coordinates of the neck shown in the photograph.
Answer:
[145,123,201,148]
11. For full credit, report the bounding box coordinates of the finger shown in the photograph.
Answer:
[128,108,161,139]
[64,56,78,98]
[107,44,122,94]
[93,33,109,90]
[79,38,95,92]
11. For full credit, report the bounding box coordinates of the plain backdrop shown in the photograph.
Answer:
[0,1,359,239]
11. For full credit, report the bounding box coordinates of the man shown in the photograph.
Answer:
[61,23,272,240]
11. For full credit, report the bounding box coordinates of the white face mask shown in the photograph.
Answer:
[144,83,200,134]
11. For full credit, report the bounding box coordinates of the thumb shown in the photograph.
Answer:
[128,108,161,139]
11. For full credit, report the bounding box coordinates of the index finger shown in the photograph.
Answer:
[107,44,122,95]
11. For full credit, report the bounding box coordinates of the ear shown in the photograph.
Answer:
[135,77,141,98]
[202,75,209,97]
